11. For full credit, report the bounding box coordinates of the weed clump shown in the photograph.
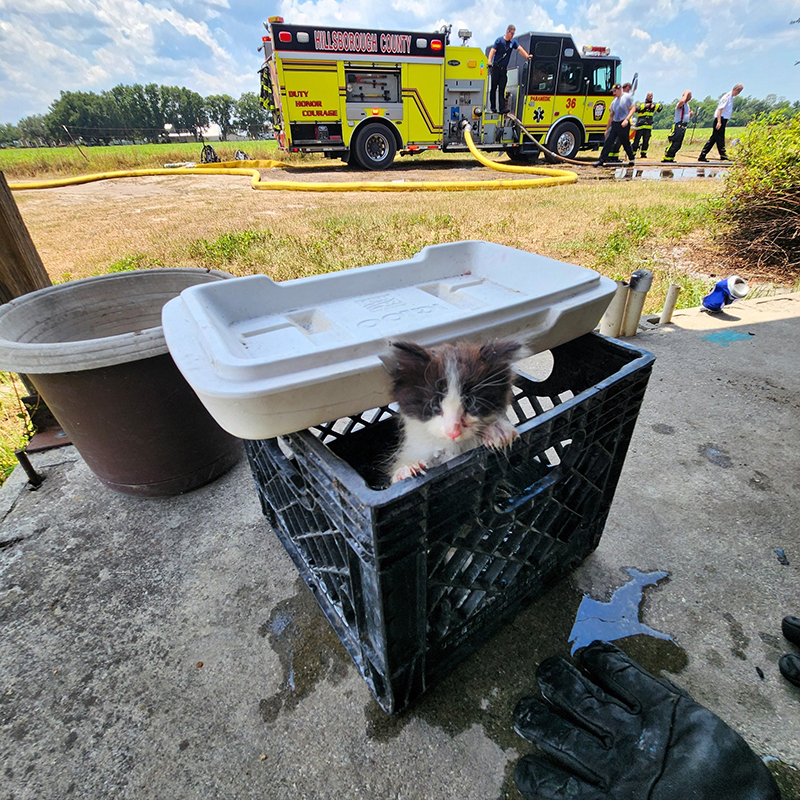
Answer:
[0,373,29,482]
[716,113,800,273]
[106,253,165,272]
[188,230,269,265]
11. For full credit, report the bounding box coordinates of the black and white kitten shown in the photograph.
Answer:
[386,339,523,483]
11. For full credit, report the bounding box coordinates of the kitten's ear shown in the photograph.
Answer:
[379,341,431,374]
[480,339,528,364]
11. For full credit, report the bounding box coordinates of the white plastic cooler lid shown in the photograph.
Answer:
[162,241,616,439]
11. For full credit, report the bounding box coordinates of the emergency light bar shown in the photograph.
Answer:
[271,24,446,58]
[582,45,610,57]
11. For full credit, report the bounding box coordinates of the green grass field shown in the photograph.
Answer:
[0,140,282,178]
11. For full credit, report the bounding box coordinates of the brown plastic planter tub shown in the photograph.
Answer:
[0,269,242,497]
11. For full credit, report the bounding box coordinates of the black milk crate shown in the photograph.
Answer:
[245,333,654,713]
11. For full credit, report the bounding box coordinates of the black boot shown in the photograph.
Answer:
[783,615,800,646]
[780,653,800,687]
[779,615,800,688]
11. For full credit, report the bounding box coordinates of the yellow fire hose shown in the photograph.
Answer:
[7,127,577,192]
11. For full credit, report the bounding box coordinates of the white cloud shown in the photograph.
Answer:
[631,28,650,41]
[523,5,559,32]
[278,0,366,26]
[185,64,253,97]
[391,0,429,17]
[647,40,684,63]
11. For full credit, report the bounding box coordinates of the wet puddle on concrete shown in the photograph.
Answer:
[261,568,684,746]
[257,577,350,723]
[699,442,733,468]
[262,570,797,798]
[702,330,755,347]
[568,567,675,655]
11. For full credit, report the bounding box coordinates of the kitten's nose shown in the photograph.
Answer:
[446,422,463,440]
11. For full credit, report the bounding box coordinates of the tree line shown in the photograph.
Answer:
[0,84,272,147]
[1,83,798,147]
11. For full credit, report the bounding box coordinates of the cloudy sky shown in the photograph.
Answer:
[1,0,799,124]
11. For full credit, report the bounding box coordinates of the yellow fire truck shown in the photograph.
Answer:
[259,19,622,169]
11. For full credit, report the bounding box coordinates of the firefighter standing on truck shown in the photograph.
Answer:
[662,89,693,163]
[487,24,532,114]
[632,92,662,159]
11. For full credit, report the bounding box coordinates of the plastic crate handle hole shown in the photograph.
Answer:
[493,430,585,514]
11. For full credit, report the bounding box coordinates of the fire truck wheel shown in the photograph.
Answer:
[548,121,582,160]
[353,123,397,170]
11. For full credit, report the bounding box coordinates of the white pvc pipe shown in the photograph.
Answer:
[660,283,682,324]
[621,269,653,337]
[599,281,629,338]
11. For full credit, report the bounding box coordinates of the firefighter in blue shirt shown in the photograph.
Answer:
[487,25,532,114]
[632,92,662,159]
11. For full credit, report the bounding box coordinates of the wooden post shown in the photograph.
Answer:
[0,171,52,303]
[0,171,52,397]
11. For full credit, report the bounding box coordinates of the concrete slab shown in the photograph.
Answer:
[1,293,799,799]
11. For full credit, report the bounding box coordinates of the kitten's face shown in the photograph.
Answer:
[389,340,521,442]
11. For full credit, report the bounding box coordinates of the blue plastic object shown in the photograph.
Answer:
[701,276,748,313]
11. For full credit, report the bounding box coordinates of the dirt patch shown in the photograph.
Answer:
[660,231,731,282]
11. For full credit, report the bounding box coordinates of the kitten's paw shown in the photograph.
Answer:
[391,461,427,483]
[481,419,518,450]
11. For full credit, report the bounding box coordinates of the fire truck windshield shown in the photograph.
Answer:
[590,62,619,93]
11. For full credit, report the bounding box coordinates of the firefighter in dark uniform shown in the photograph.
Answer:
[662,90,692,163]
[632,92,662,159]
[487,24,532,114]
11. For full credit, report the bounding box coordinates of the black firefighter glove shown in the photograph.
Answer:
[513,641,780,800]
